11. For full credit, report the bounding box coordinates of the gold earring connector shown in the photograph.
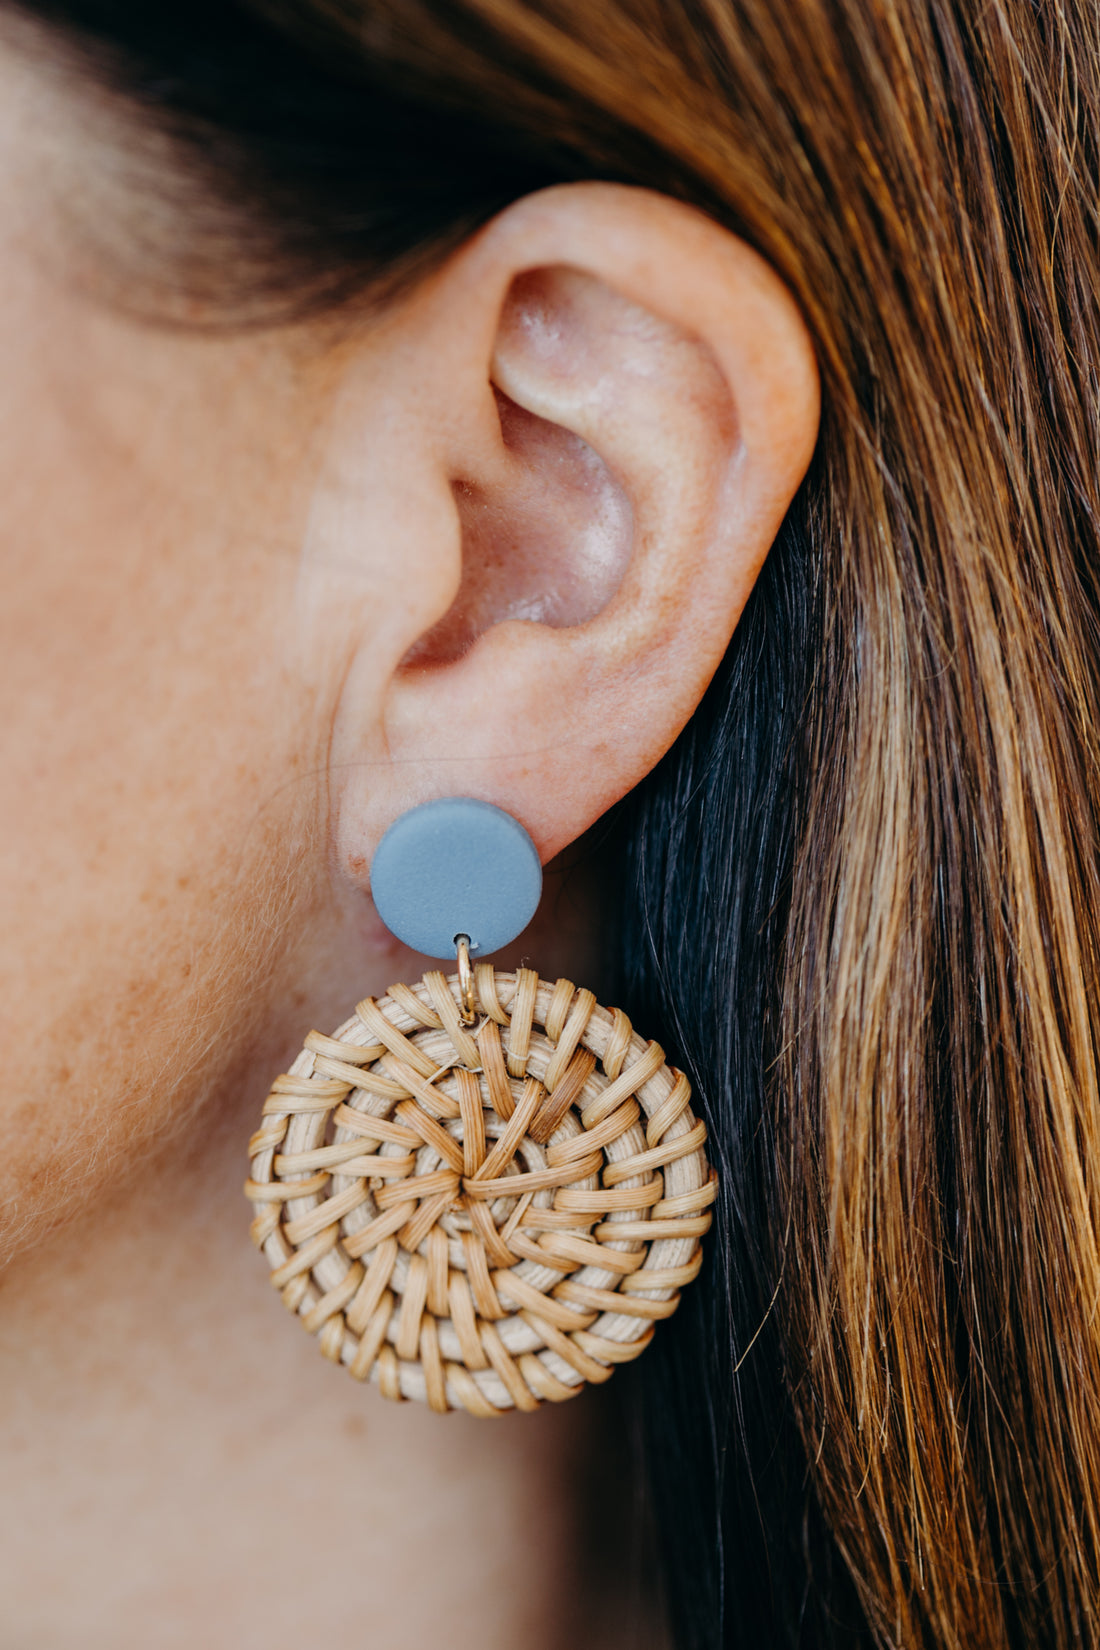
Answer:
[454,934,476,1025]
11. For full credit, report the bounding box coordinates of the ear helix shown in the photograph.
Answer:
[244,797,716,1415]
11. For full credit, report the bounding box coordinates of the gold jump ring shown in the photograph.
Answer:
[454,934,476,1025]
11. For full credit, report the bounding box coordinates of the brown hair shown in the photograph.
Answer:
[25,0,1100,1641]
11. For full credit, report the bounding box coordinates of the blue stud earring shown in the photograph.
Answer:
[246,798,715,1415]
[370,798,543,1018]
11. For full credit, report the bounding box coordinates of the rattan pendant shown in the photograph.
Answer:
[244,801,714,1415]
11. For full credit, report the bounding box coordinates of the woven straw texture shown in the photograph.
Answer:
[245,966,714,1415]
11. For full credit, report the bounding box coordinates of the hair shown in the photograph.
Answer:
[18,0,1100,1643]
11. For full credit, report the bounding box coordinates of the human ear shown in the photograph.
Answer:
[327,182,820,881]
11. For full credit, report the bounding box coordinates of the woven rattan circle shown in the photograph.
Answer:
[245,966,715,1415]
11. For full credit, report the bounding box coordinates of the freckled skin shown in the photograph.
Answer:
[0,22,818,1647]
[0,42,627,1650]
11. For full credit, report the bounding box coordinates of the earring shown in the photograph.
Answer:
[245,798,715,1415]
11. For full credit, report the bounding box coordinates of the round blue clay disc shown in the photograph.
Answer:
[370,798,543,959]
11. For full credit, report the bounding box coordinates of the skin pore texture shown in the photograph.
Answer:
[0,27,818,1649]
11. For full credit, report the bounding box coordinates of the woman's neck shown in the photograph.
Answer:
[0,1080,667,1650]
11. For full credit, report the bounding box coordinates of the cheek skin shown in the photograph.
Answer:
[0,196,359,1261]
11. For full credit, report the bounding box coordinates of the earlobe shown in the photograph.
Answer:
[331,184,819,881]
